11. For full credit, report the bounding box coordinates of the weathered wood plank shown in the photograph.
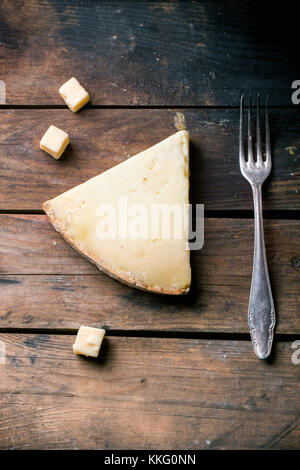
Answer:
[0,1,298,106]
[0,334,298,449]
[0,215,299,333]
[0,108,299,210]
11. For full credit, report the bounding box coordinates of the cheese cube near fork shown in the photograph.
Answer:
[239,95,276,359]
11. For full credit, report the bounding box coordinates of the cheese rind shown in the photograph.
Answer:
[43,131,191,294]
[73,325,106,357]
[59,77,89,112]
[40,125,69,159]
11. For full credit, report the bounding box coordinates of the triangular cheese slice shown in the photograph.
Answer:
[43,130,191,294]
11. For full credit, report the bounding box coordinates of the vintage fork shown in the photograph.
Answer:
[239,94,275,359]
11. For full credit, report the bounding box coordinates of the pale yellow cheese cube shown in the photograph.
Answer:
[40,125,69,160]
[59,77,89,112]
[73,325,106,357]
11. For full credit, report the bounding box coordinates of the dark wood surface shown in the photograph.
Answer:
[0,108,299,211]
[0,1,298,106]
[0,215,299,333]
[0,334,299,450]
[0,0,299,450]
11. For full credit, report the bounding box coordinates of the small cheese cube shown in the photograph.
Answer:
[40,125,69,159]
[73,325,106,357]
[59,77,89,112]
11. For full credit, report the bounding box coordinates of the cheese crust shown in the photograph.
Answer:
[44,200,189,295]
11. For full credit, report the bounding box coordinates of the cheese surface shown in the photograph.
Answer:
[59,77,89,112]
[43,130,191,294]
[73,325,105,357]
[40,125,69,159]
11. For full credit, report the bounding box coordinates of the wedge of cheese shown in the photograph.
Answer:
[43,131,191,294]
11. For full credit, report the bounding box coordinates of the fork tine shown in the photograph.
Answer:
[265,96,271,168]
[239,94,245,167]
[248,94,254,165]
[256,94,263,166]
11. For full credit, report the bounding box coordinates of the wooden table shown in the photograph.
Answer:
[0,1,299,450]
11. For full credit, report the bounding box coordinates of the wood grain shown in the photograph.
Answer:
[0,215,299,333]
[0,108,299,211]
[0,333,299,450]
[1,0,299,452]
[0,0,298,106]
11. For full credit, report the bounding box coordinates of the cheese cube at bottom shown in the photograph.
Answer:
[40,125,69,159]
[73,325,106,357]
[59,77,89,112]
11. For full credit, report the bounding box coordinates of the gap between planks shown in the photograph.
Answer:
[0,328,298,343]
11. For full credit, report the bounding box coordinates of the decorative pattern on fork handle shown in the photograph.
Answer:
[239,95,276,359]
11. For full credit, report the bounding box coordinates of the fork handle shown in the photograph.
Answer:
[249,184,275,359]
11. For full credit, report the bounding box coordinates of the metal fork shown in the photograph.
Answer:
[239,94,275,359]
